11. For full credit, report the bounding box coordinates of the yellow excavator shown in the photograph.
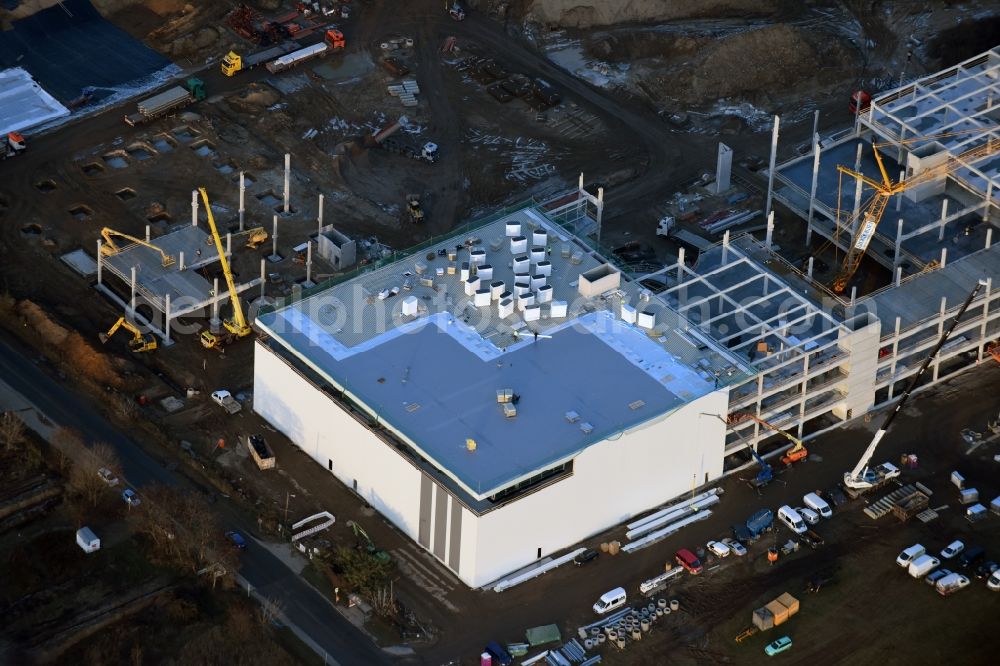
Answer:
[100,316,157,353]
[198,187,253,349]
[205,226,268,250]
[100,227,175,267]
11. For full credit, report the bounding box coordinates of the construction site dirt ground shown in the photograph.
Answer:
[2,0,1000,664]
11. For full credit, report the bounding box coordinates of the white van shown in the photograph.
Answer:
[803,492,833,519]
[593,587,627,614]
[796,506,820,525]
[908,554,940,578]
[777,505,807,534]
[896,544,926,568]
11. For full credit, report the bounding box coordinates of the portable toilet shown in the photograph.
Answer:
[76,526,101,553]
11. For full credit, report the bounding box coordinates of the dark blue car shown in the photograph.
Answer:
[226,530,247,550]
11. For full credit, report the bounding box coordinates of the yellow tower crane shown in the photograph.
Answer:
[197,187,252,349]
[100,228,175,267]
[831,129,999,293]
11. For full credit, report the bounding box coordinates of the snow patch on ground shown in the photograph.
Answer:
[545,41,629,89]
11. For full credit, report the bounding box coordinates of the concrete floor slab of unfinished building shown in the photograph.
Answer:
[775,138,996,267]
[102,226,224,307]
[856,245,1000,330]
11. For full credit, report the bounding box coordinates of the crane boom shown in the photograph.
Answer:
[845,279,986,486]
[832,132,998,293]
[100,227,175,267]
[197,188,251,338]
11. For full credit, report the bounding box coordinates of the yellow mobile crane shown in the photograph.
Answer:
[100,316,157,352]
[831,129,999,293]
[100,227,175,267]
[198,187,252,349]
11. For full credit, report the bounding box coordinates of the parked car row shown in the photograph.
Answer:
[897,541,997,594]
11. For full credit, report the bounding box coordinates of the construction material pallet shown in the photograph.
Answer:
[916,508,939,523]
[864,484,917,520]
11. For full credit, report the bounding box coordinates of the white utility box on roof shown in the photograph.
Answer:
[401,295,418,316]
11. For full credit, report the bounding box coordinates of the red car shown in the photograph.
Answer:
[675,548,703,574]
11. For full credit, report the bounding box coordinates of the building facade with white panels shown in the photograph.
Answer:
[252,188,750,587]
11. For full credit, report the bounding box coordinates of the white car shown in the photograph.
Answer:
[97,467,119,487]
[707,540,731,558]
[936,573,971,596]
[722,538,747,556]
[795,507,820,525]
[987,570,1000,592]
[941,540,965,559]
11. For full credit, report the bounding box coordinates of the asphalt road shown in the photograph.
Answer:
[0,331,392,666]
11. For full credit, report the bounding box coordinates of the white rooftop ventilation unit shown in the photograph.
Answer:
[506,221,521,237]
[511,236,528,254]
[401,295,418,316]
[621,302,637,324]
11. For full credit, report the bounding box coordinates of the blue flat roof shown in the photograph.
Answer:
[260,310,707,497]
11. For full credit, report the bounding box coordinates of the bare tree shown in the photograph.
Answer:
[256,596,285,627]
[0,411,25,452]
[67,454,105,508]
[90,442,122,477]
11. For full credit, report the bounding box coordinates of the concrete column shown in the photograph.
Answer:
[896,170,905,212]
[226,232,232,258]
[715,143,733,193]
[677,248,686,281]
[940,247,948,268]
[888,316,901,399]
[765,115,780,218]
[852,143,864,221]
[986,228,993,250]
[212,276,220,329]
[985,183,994,222]
[938,199,948,241]
[179,251,185,271]
[306,241,313,284]
[239,171,246,231]
[130,266,137,314]
[283,153,291,214]
[850,286,857,307]
[145,225,150,242]
[165,293,172,344]
[260,258,267,300]
[191,190,198,227]
[578,172,584,192]
[978,278,992,362]
[722,230,730,265]
[806,133,820,245]
[272,215,279,259]
[812,109,819,149]
[933,297,947,382]
[97,240,103,285]
[317,193,324,236]
[807,256,814,279]
[765,211,775,249]
[894,218,904,267]
[895,266,903,287]
[596,186,605,238]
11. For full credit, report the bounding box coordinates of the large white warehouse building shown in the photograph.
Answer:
[253,192,751,587]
